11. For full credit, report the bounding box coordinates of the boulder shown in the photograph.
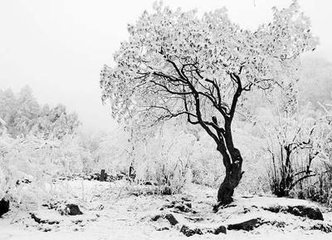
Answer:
[30,213,60,225]
[288,205,323,221]
[264,205,324,221]
[180,225,203,237]
[61,204,83,216]
[310,223,332,233]
[151,213,178,226]
[160,200,194,213]
[227,218,262,231]
[0,198,10,218]
[164,214,178,225]
[214,225,227,234]
[161,186,172,195]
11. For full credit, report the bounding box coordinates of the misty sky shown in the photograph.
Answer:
[0,0,331,132]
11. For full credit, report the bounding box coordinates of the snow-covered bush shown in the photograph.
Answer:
[292,102,332,205]
[130,123,194,194]
[0,131,88,210]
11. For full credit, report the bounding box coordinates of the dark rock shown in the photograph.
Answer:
[185,216,204,222]
[116,173,126,180]
[243,207,250,214]
[164,214,178,226]
[73,219,83,224]
[0,198,10,218]
[175,204,191,213]
[263,206,283,213]
[16,178,32,186]
[181,197,191,202]
[288,205,323,221]
[151,215,162,221]
[64,204,83,216]
[227,218,262,231]
[156,227,169,231]
[180,225,203,237]
[161,186,172,195]
[270,220,286,228]
[264,205,324,221]
[30,213,60,225]
[185,203,192,209]
[310,223,332,233]
[151,213,178,226]
[214,225,227,234]
[161,201,194,213]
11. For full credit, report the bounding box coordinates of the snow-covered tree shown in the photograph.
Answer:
[0,89,17,136]
[13,86,41,137]
[0,86,80,139]
[33,104,80,140]
[100,1,317,205]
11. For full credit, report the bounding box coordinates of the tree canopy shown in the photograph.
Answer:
[100,1,317,135]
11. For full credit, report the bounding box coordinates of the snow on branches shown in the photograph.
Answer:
[100,0,317,130]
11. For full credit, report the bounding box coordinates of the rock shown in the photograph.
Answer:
[16,178,32,186]
[156,227,169,231]
[214,225,227,234]
[264,205,324,221]
[174,204,191,213]
[164,214,178,225]
[30,213,60,225]
[310,223,332,233]
[185,216,204,222]
[151,215,162,221]
[288,205,323,221]
[185,203,192,208]
[181,197,191,202]
[161,186,172,195]
[227,218,262,231]
[270,220,286,228]
[0,198,10,218]
[63,204,83,216]
[151,213,178,226]
[180,225,203,237]
[161,201,193,213]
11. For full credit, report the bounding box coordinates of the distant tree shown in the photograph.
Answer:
[0,89,17,134]
[13,86,41,136]
[33,104,80,140]
[100,1,317,205]
[0,86,80,139]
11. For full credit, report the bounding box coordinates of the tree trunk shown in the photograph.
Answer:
[217,148,243,205]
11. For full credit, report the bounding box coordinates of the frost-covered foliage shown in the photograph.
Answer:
[100,0,317,203]
[132,122,197,193]
[0,132,90,209]
[257,98,331,198]
[0,86,83,210]
[295,101,332,205]
[0,86,80,139]
[100,1,317,127]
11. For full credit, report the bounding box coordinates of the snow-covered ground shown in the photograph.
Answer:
[1,180,332,240]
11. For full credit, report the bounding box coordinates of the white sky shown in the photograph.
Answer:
[0,0,331,132]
